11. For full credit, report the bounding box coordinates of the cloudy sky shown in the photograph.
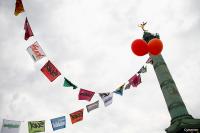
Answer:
[0,0,200,132]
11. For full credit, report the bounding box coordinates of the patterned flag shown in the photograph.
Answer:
[137,65,147,74]
[99,92,113,107]
[50,116,66,131]
[41,60,61,82]
[1,119,21,133]
[28,120,45,133]
[78,89,95,101]
[128,74,141,87]
[27,41,46,62]
[86,100,99,112]
[14,0,24,16]
[63,77,77,89]
[113,84,125,96]
[70,109,84,124]
[24,17,34,40]
[124,83,131,90]
[146,57,153,64]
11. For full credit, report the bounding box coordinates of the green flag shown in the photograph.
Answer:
[63,77,77,89]
[28,120,45,133]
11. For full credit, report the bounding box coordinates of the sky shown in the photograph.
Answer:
[0,0,200,133]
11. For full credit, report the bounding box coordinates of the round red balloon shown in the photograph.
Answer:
[131,39,148,56]
[148,38,163,55]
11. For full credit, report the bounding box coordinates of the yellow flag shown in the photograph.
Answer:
[14,0,25,16]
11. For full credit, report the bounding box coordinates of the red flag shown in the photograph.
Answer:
[128,74,141,87]
[14,0,25,16]
[78,89,95,101]
[41,60,61,82]
[70,109,84,124]
[24,17,34,40]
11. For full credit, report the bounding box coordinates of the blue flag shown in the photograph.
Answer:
[50,116,66,131]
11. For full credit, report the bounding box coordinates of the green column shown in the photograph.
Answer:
[143,32,200,133]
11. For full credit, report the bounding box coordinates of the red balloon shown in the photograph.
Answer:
[148,38,163,55]
[131,39,148,56]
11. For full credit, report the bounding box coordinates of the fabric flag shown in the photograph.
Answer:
[86,100,99,112]
[128,74,141,87]
[78,89,95,101]
[27,41,46,62]
[63,77,77,89]
[99,92,113,107]
[137,65,147,74]
[24,17,34,40]
[124,83,131,90]
[14,0,24,16]
[41,60,61,82]
[28,120,45,133]
[50,116,66,131]
[0,119,21,133]
[70,109,84,124]
[146,57,153,64]
[113,84,125,96]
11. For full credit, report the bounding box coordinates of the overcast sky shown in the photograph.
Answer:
[0,0,200,133]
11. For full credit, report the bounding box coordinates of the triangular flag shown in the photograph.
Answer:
[28,120,45,133]
[70,109,84,124]
[137,65,147,74]
[124,83,131,90]
[99,92,113,107]
[27,41,46,62]
[1,119,21,133]
[113,84,125,96]
[146,57,153,64]
[86,100,99,112]
[41,60,61,82]
[24,17,34,40]
[63,77,77,89]
[128,74,141,87]
[50,116,66,131]
[14,0,25,16]
[78,89,95,101]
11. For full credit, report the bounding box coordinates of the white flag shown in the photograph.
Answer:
[1,119,21,133]
[86,100,99,112]
[27,41,46,62]
[99,92,113,107]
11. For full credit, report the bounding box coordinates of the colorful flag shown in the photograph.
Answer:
[50,116,66,131]
[99,92,113,107]
[124,83,131,90]
[27,41,46,62]
[41,60,61,82]
[86,100,99,112]
[14,0,24,16]
[137,65,147,74]
[146,57,153,64]
[1,119,21,133]
[63,77,77,89]
[113,84,125,96]
[24,17,34,40]
[128,74,141,87]
[78,89,95,101]
[28,120,45,133]
[70,109,84,124]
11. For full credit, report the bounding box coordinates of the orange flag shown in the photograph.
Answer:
[14,0,25,16]
[70,109,84,124]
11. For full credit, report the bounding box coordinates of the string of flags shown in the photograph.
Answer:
[0,0,154,133]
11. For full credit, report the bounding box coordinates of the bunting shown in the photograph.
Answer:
[78,89,95,101]
[14,0,24,16]
[24,17,34,40]
[50,116,66,131]
[113,84,125,96]
[0,119,21,133]
[28,121,45,133]
[41,60,61,82]
[99,92,113,107]
[146,57,153,64]
[69,109,84,124]
[86,100,99,112]
[128,74,141,87]
[124,83,131,90]
[63,77,77,89]
[137,65,147,74]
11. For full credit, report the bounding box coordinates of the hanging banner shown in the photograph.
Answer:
[63,77,77,89]
[128,74,141,87]
[99,92,113,107]
[28,120,45,133]
[24,17,34,40]
[27,41,46,62]
[113,84,125,96]
[78,89,95,101]
[69,109,84,124]
[0,119,21,133]
[50,116,66,131]
[86,100,99,112]
[14,0,24,16]
[41,60,61,82]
